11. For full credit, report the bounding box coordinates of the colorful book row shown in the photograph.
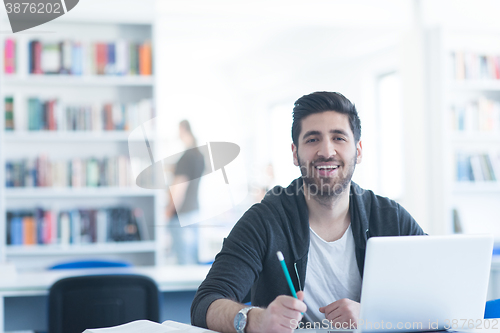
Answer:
[7,206,150,246]
[29,39,152,76]
[455,152,500,182]
[452,51,500,81]
[4,96,153,131]
[5,155,132,188]
[3,38,152,76]
[450,96,500,132]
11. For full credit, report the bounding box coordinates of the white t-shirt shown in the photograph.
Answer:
[303,224,362,323]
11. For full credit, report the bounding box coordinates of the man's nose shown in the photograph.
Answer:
[317,140,336,158]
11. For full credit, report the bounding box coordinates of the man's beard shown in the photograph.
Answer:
[297,153,357,204]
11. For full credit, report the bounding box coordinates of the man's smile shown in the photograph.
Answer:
[313,163,340,177]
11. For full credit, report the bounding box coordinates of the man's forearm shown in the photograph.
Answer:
[206,299,263,333]
[207,299,245,333]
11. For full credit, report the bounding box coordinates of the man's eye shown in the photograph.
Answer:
[334,137,346,141]
[306,138,317,143]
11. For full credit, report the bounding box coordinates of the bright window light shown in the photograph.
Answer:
[377,72,404,200]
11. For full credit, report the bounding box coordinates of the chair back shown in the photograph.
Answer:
[485,299,500,319]
[49,259,132,270]
[48,274,159,333]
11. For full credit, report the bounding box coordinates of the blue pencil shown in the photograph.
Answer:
[276,251,298,298]
[277,251,303,315]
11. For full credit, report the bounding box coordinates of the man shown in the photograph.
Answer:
[191,92,425,333]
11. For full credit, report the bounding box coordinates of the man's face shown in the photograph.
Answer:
[291,111,362,199]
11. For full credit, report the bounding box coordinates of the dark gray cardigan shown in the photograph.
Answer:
[191,178,425,328]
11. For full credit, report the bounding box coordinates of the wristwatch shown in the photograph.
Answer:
[234,306,257,333]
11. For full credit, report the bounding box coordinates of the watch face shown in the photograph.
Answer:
[234,312,247,331]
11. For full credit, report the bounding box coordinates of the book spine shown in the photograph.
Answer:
[11,216,23,245]
[23,215,36,245]
[43,209,53,244]
[33,41,43,74]
[97,43,107,75]
[115,39,127,75]
[106,43,116,75]
[129,43,136,75]
[28,41,33,74]
[58,212,70,245]
[139,41,152,75]
[60,40,72,74]
[70,210,81,244]
[4,39,16,74]
[35,207,45,244]
[5,162,14,187]
[96,209,108,243]
[104,103,113,130]
[4,96,15,130]
[71,158,82,187]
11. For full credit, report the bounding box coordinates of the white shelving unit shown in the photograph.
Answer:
[427,28,500,238]
[4,187,157,198]
[4,131,138,142]
[4,75,155,86]
[0,17,166,271]
[6,241,157,256]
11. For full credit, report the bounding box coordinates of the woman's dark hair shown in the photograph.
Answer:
[179,119,197,146]
[292,91,361,146]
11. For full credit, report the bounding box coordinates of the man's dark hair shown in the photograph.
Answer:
[292,91,361,146]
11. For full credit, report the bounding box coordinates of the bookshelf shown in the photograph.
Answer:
[0,18,165,271]
[427,28,500,238]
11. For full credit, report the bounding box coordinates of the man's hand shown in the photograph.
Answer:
[247,291,307,333]
[319,298,360,328]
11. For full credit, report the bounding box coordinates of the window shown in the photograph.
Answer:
[377,72,404,200]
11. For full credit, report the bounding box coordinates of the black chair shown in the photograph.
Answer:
[48,274,160,333]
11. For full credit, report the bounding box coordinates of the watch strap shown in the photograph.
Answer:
[235,306,257,333]
[240,306,257,316]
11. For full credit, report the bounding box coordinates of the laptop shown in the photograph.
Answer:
[299,234,494,332]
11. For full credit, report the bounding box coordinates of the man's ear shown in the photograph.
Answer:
[356,140,363,164]
[292,143,299,166]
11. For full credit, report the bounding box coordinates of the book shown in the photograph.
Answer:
[452,208,463,234]
[71,41,83,75]
[106,43,116,75]
[58,211,71,245]
[23,215,36,245]
[4,38,16,74]
[4,96,14,130]
[30,40,43,74]
[59,40,72,74]
[480,154,496,181]
[115,39,128,75]
[456,152,472,182]
[83,319,216,332]
[10,215,24,245]
[96,43,107,75]
[41,43,60,74]
[139,41,152,75]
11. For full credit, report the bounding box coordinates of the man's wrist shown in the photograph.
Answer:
[245,307,263,333]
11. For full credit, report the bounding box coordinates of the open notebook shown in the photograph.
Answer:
[83,320,217,333]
